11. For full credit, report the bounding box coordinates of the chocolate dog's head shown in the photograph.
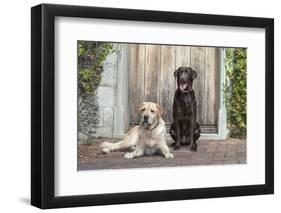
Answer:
[174,67,197,92]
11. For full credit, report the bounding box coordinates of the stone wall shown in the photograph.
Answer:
[78,45,119,143]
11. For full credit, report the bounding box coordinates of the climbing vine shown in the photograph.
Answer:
[224,48,247,138]
[78,41,114,101]
[78,41,114,135]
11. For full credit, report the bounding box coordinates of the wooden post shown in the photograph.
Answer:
[113,44,129,138]
[200,48,228,140]
[217,48,229,139]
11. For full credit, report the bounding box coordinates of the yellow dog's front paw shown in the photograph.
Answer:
[102,148,110,154]
[164,153,174,159]
[124,152,134,159]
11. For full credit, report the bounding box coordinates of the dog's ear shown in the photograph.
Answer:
[192,68,198,80]
[174,67,180,78]
[156,104,164,118]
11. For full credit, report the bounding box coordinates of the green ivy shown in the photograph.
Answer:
[224,48,247,138]
[78,41,114,101]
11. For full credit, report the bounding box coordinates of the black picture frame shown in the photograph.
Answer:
[31,3,274,209]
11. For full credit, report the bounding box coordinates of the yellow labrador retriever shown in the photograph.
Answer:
[100,102,173,159]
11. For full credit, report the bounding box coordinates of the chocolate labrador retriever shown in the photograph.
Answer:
[170,67,201,151]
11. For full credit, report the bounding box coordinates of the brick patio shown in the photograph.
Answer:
[78,138,246,170]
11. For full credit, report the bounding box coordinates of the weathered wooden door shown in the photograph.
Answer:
[128,44,219,133]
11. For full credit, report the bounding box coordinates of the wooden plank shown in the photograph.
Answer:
[160,45,176,124]
[175,46,191,68]
[128,44,145,125]
[190,47,206,125]
[145,45,161,103]
[204,47,218,125]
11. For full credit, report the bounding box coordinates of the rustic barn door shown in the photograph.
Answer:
[128,44,219,133]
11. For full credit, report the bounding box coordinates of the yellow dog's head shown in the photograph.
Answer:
[138,102,164,129]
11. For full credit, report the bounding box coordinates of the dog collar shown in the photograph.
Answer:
[147,120,160,130]
[177,88,193,94]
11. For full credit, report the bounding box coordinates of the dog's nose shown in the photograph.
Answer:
[143,115,149,121]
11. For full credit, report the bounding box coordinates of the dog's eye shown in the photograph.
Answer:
[141,108,145,112]
[150,109,155,113]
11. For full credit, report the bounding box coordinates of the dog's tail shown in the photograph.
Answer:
[100,140,124,154]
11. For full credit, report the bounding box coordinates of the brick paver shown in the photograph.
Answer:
[78,138,246,170]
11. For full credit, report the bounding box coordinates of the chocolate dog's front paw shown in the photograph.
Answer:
[190,144,197,152]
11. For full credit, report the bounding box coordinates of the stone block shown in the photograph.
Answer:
[93,107,114,138]
[97,86,116,107]
[100,52,117,87]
